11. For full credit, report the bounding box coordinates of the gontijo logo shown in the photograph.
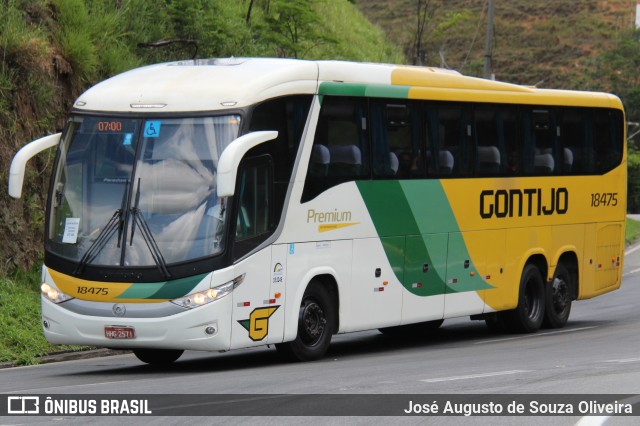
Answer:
[307,208,359,232]
[480,187,568,219]
[238,306,280,341]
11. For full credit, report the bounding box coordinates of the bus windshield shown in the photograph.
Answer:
[47,115,240,269]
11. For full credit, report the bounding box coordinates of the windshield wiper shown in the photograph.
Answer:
[129,179,171,279]
[74,181,129,276]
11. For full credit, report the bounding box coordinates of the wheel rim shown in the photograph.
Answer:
[299,299,326,346]
[524,275,542,321]
[551,277,570,314]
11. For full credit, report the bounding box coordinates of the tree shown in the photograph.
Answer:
[408,0,467,67]
[591,30,640,123]
[262,0,332,58]
[590,30,640,213]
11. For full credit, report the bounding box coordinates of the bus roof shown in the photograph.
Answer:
[73,57,622,113]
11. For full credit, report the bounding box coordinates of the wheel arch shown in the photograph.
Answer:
[524,252,549,284]
[283,268,342,342]
[310,273,340,334]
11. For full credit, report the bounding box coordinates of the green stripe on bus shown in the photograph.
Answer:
[116,282,165,299]
[319,82,410,99]
[117,273,208,300]
[356,180,492,296]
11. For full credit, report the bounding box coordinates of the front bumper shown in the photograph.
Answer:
[41,295,233,351]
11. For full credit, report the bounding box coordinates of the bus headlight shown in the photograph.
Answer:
[41,283,73,304]
[171,274,244,309]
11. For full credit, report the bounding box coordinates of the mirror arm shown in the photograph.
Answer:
[217,131,278,197]
[9,133,61,199]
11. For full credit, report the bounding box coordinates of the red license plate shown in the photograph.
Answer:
[104,326,135,339]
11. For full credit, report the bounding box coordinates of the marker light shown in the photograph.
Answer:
[40,283,73,304]
[171,274,245,309]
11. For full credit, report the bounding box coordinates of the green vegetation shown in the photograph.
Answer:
[626,218,640,246]
[0,265,85,365]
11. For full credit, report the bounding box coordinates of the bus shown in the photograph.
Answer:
[9,58,626,364]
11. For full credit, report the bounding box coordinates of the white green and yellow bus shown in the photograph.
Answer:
[9,58,626,364]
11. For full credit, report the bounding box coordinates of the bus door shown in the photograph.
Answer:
[230,156,282,348]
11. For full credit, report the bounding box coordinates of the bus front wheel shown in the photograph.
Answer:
[505,264,545,333]
[133,348,183,365]
[276,282,335,362]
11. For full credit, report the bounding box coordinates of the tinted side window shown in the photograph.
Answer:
[233,156,273,260]
[302,97,369,201]
[425,104,473,177]
[474,107,517,176]
[371,101,423,178]
[558,109,586,174]
[249,95,312,181]
[593,109,623,174]
[249,95,312,220]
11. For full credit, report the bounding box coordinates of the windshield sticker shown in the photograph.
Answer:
[122,133,133,146]
[62,217,80,244]
[143,120,161,138]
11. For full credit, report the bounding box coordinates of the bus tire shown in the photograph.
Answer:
[542,263,573,328]
[133,348,183,365]
[276,282,334,362]
[379,319,444,336]
[504,263,545,333]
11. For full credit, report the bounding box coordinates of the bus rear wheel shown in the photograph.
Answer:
[504,264,545,333]
[542,263,573,328]
[276,282,335,362]
[133,348,183,365]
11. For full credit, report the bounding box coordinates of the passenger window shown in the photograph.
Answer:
[371,101,423,178]
[593,109,622,174]
[558,109,585,174]
[474,107,515,176]
[426,105,472,177]
[302,97,369,201]
[532,109,556,175]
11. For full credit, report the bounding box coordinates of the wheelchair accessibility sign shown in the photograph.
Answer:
[143,120,161,138]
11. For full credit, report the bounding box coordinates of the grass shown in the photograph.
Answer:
[0,265,85,365]
[626,217,640,246]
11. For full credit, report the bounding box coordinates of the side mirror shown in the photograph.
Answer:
[217,131,278,197]
[9,133,61,199]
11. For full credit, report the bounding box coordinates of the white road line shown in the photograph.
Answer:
[625,243,640,256]
[622,267,640,277]
[1,380,134,394]
[474,326,597,345]
[602,357,640,363]
[420,369,530,383]
[574,416,610,426]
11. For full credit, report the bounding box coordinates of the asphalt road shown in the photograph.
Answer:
[1,242,640,425]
